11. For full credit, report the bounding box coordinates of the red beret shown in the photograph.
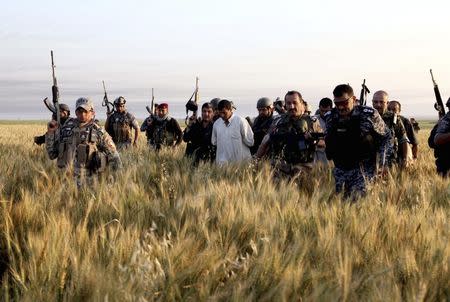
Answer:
[158,103,168,109]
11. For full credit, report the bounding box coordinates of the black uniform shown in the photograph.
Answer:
[250,115,274,155]
[429,112,450,176]
[183,120,216,164]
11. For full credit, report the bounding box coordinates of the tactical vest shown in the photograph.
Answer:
[270,115,316,164]
[57,118,77,168]
[110,112,132,144]
[326,112,377,169]
[59,121,107,172]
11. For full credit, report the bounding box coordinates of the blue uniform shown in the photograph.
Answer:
[325,106,392,198]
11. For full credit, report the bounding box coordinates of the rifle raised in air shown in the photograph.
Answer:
[102,81,115,116]
[50,50,60,128]
[430,69,446,119]
[185,77,199,125]
[359,79,370,106]
[146,88,155,115]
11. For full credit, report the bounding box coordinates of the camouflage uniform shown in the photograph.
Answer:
[381,111,408,165]
[325,106,391,198]
[432,112,450,176]
[140,115,182,150]
[267,114,323,181]
[105,111,139,150]
[46,98,122,187]
[251,115,274,155]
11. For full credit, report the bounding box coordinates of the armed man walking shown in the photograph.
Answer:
[325,84,391,199]
[140,103,182,150]
[212,99,254,165]
[34,103,72,145]
[183,102,216,164]
[45,97,122,187]
[250,97,275,155]
[104,96,139,150]
[256,91,323,181]
[431,98,450,176]
[372,91,408,167]
[387,100,419,161]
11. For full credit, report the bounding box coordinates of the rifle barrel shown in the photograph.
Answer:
[51,50,57,86]
[430,69,437,86]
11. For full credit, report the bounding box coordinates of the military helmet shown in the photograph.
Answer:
[59,103,70,113]
[210,98,221,110]
[114,96,126,106]
[257,97,272,109]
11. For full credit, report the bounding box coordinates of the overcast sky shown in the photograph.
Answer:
[1,0,449,119]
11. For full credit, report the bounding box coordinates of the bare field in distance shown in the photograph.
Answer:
[0,121,448,301]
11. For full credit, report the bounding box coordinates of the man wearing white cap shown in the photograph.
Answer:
[45,97,122,187]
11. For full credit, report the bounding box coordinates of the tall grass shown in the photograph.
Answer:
[0,122,448,301]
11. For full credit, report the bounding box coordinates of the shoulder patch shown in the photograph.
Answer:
[362,107,375,114]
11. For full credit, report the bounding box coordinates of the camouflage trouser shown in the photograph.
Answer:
[74,167,98,188]
[333,162,376,200]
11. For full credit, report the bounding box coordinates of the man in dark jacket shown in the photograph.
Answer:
[183,102,216,164]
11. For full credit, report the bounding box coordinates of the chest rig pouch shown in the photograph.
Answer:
[74,127,98,169]
[112,114,131,143]
[57,120,76,168]
[271,116,315,164]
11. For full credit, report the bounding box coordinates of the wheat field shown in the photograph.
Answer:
[0,121,448,301]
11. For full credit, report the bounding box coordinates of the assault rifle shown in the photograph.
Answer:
[34,97,56,145]
[185,77,199,125]
[102,81,115,116]
[359,79,370,106]
[430,69,446,119]
[146,88,155,115]
[50,51,60,128]
[42,97,56,115]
